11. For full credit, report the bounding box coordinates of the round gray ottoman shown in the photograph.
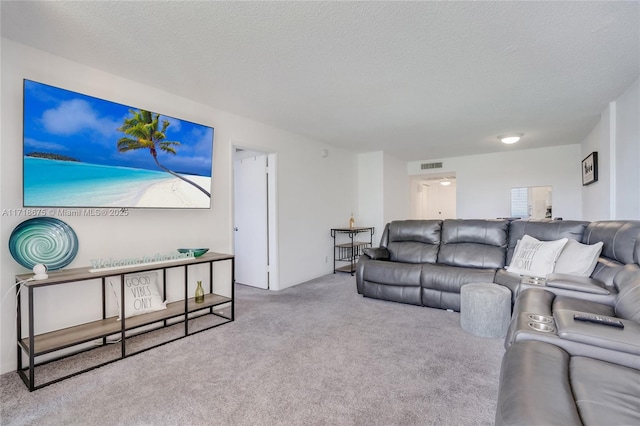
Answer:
[460,283,511,338]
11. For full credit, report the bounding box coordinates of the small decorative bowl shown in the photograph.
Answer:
[177,248,209,257]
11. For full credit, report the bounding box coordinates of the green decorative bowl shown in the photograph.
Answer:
[177,248,209,257]
[9,217,78,270]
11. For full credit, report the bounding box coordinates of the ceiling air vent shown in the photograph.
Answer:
[421,162,443,170]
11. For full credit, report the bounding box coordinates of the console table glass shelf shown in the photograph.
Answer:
[15,252,234,391]
[331,227,374,275]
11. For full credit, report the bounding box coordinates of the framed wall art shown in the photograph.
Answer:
[582,152,598,186]
[23,79,214,209]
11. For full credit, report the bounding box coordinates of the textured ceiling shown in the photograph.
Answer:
[2,1,638,160]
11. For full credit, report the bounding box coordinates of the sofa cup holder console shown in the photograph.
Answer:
[527,322,556,333]
[528,314,553,324]
[526,313,556,333]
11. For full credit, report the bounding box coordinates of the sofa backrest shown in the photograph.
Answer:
[505,220,589,264]
[583,221,640,265]
[583,220,640,287]
[613,264,640,322]
[383,220,441,263]
[377,219,640,279]
[437,219,509,269]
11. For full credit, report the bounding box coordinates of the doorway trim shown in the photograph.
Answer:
[232,144,279,291]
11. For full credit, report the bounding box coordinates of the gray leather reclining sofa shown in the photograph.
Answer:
[356,218,640,426]
[356,219,511,311]
[496,222,640,426]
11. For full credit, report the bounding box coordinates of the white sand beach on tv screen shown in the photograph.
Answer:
[136,175,211,208]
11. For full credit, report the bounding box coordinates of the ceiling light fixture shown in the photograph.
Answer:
[440,179,451,186]
[499,134,524,144]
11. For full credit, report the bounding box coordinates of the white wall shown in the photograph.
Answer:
[407,145,583,220]
[0,39,358,374]
[357,152,410,244]
[614,78,639,220]
[581,107,612,220]
[582,78,640,220]
[382,152,410,224]
[357,152,384,240]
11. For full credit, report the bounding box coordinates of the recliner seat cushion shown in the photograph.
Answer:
[496,341,640,426]
[362,261,422,287]
[420,263,496,293]
[570,356,640,425]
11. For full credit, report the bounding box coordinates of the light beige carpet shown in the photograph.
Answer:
[1,273,504,426]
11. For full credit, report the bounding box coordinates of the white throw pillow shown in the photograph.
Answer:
[507,235,568,278]
[108,271,167,319]
[554,239,603,277]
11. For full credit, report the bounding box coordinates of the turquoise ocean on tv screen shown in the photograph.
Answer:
[24,157,171,207]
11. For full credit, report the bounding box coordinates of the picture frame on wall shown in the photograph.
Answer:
[582,152,598,186]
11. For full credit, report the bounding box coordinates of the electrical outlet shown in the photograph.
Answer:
[324,256,328,263]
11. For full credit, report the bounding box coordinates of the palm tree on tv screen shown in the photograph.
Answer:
[116,109,211,197]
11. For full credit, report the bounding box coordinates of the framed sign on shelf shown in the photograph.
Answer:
[582,152,598,186]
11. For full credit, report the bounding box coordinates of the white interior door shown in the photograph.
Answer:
[412,177,457,220]
[438,183,457,219]
[420,183,436,218]
[234,153,268,289]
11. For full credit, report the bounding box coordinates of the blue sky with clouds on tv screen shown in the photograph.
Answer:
[23,80,214,177]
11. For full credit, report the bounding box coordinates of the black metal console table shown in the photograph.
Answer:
[15,252,234,391]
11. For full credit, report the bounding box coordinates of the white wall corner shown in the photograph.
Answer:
[609,101,617,219]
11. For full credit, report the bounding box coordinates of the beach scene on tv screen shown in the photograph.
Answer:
[23,80,214,208]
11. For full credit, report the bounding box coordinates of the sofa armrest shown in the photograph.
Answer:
[555,309,640,356]
[495,341,582,426]
[518,274,616,306]
[362,247,390,260]
[546,273,611,295]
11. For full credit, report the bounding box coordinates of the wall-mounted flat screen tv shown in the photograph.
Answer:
[23,79,214,209]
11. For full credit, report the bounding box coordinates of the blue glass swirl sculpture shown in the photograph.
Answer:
[9,217,79,270]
